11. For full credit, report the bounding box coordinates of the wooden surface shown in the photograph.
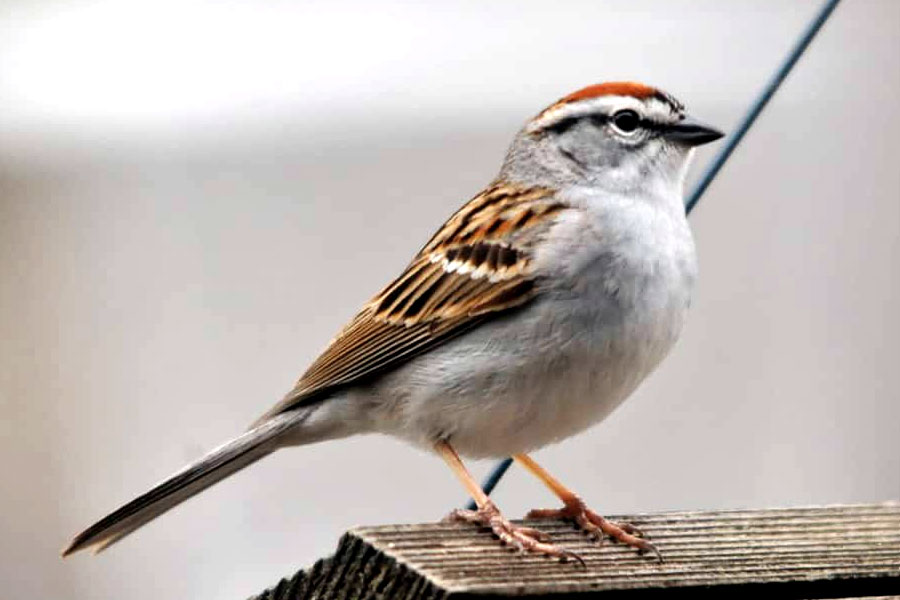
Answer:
[252,503,900,599]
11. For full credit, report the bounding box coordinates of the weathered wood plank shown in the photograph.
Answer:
[252,503,900,599]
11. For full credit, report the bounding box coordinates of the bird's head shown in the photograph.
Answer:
[501,82,723,197]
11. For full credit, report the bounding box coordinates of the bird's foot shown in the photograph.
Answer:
[445,500,584,566]
[526,495,661,562]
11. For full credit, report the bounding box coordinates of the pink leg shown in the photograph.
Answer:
[436,441,584,565]
[514,453,661,562]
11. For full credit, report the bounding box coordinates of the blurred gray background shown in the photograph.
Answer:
[1,0,898,598]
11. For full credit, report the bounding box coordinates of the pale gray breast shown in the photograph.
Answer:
[535,199,696,331]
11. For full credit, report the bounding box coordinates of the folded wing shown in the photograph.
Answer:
[253,183,567,423]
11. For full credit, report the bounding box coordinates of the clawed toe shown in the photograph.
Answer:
[514,525,553,542]
[525,496,661,562]
[446,502,583,566]
[444,508,480,524]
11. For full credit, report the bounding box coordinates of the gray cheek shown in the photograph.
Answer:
[553,124,613,167]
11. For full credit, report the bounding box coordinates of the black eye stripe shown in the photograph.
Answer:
[543,112,681,135]
[589,113,662,133]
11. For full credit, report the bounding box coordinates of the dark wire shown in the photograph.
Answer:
[466,0,842,511]
[686,0,841,212]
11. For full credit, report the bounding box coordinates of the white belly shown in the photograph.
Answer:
[370,298,681,457]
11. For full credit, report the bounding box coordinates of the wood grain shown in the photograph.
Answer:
[252,503,900,599]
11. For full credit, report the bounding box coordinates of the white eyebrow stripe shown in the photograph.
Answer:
[527,95,676,133]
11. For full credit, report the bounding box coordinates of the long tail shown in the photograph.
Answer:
[62,410,310,556]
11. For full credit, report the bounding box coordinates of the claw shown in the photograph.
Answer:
[559,548,587,568]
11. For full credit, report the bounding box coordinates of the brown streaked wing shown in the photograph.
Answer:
[252,183,566,425]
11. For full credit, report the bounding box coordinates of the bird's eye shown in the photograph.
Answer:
[611,109,641,134]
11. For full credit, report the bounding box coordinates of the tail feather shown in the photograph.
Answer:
[62,411,308,557]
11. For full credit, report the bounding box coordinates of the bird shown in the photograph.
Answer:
[63,82,723,562]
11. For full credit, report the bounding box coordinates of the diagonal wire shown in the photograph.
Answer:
[466,0,842,511]
[686,0,841,211]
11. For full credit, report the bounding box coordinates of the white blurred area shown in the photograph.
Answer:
[1,1,898,598]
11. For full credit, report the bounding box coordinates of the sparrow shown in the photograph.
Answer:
[63,82,723,562]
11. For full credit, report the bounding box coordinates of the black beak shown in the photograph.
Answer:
[664,115,724,147]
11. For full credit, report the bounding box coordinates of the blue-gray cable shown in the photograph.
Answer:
[466,0,842,511]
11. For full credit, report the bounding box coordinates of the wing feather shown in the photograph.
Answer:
[252,183,567,424]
